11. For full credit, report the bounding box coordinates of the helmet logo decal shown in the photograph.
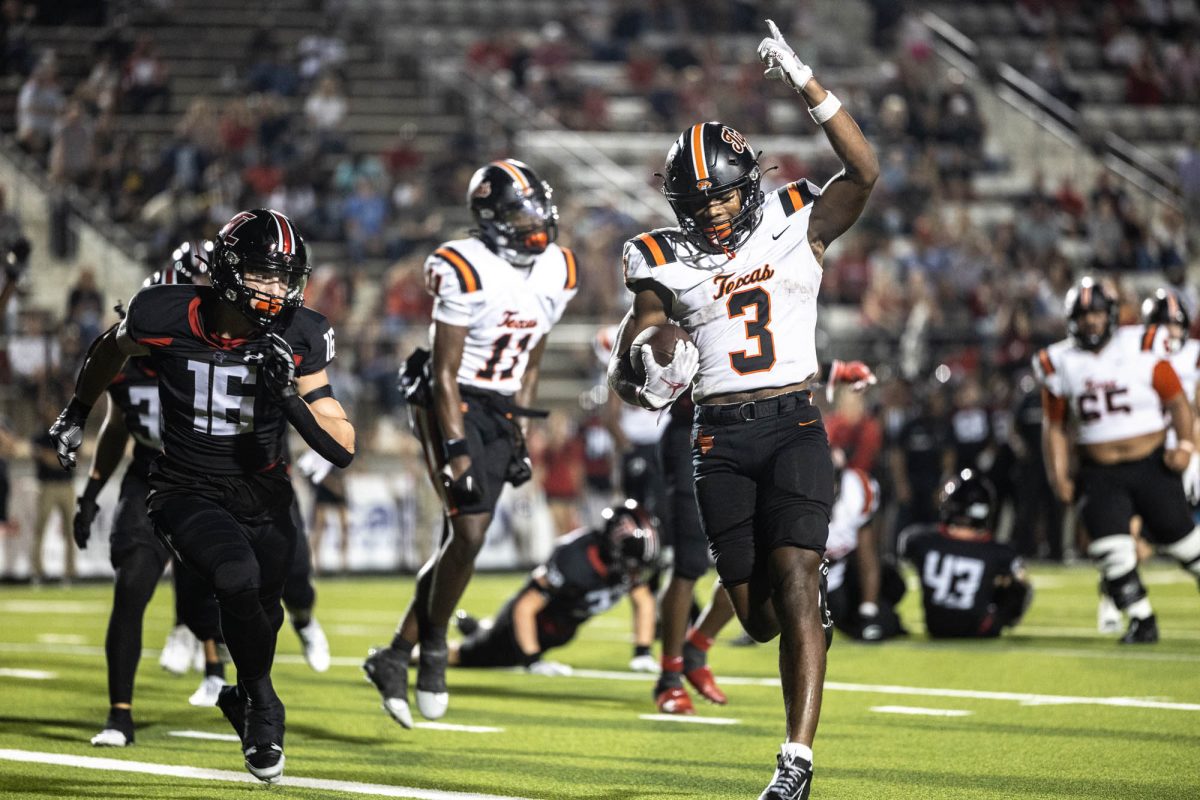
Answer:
[218,210,257,246]
[472,180,492,199]
[696,179,712,190]
[721,126,748,154]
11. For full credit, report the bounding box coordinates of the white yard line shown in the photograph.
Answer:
[413,722,503,733]
[869,706,973,717]
[0,748,539,800]
[638,714,740,725]
[0,668,56,680]
[168,730,240,742]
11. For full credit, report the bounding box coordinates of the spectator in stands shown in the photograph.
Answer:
[16,55,65,158]
[0,0,34,77]
[342,176,388,264]
[122,34,169,114]
[30,401,76,585]
[537,411,585,536]
[245,41,299,97]
[297,31,347,88]
[824,388,883,475]
[1125,47,1167,105]
[77,47,122,116]
[304,75,348,154]
[48,99,96,188]
[949,378,994,475]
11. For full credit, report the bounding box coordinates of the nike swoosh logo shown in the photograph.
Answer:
[797,419,819,426]
[771,228,787,240]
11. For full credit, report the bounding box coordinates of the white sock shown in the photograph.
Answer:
[781,742,813,764]
[1126,598,1154,620]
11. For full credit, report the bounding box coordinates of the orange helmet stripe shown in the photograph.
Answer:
[492,160,531,192]
[689,124,708,182]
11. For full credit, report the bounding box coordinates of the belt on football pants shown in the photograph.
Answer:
[696,390,813,424]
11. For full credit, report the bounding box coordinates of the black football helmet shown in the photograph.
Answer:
[209,209,309,329]
[662,121,763,254]
[467,159,558,267]
[600,500,660,574]
[939,469,997,536]
[1065,276,1119,351]
[1142,287,1190,353]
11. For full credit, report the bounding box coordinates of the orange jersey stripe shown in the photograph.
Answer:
[1041,388,1066,424]
[690,124,707,182]
[435,247,479,293]
[637,234,667,266]
[562,247,578,289]
[787,183,804,212]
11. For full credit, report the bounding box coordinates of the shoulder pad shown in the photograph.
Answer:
[775,179,821,217]
[628,231,678,268]
[431,244,483,293]
[560,246,579,290]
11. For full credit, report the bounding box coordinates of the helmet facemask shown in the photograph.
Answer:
[209,209,310,331]
[1065,279,1118,352]
[479,188,559,267]
[665,173,763,255]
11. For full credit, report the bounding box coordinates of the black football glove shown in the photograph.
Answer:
[441,463,484,507]
[73,496,98,549]
[48,400,90,470]
[506,425,533,487]
[260,333,298,400]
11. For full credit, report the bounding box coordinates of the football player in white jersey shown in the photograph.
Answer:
[366,159,578,727]
[607,21,877,800]
[824,462,906,642]
[1035,277,1200,644]
[1143,288,1200,502]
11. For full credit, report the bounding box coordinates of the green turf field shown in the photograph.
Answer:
[0,562,1198,799]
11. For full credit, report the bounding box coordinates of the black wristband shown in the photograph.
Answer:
[67,397,93,420]
[282,394,354,468]
[82,477,104,503]
[634,644,652,658]
[444,437,470,460]
[520,650,541,668]
[302,384,335,404]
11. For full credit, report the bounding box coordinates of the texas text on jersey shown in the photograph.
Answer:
[106,357,162,478]
[622,174,824,403]
[531,527,638,644]
[1034,325,1182,445]
[899,524,1024,638]
[118,284,334,476]
[425,236,578,396]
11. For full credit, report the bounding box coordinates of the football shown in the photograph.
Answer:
[630,323,691,379]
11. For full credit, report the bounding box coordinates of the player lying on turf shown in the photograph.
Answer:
[426,501,660,676]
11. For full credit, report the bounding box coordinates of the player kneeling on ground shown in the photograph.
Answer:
[899,470,1032,638]
[445,501,659,676]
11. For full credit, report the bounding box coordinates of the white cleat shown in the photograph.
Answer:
[90,728,131,747]
[628,654,660,673]
[244,745,285,783]
[383,697,414,729]
[415,689,449,721]
[297,619,331,673]
[159,625,198,676]
[188,675,227,707]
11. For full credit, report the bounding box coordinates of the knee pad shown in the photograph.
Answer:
[1163,526,1200,576]
[1103,569,1148,611]
[211,559,261,621]
[113,547,166,602]
[1087,535,1138,580]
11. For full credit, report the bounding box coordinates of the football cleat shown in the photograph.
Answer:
[297,619,331,673]
[1119,614,1159,645]
[159,624,198,675]
[1097,595,1122,634]
[454,610,480,637]
[682,641,727,704]
[758,751,813,800]
[628,653,659,673]
[415,635,449,720]
[655,685,695,715]
[216,684,247,740]
[243,698,285,783]
[363,647,413,729]
[90,727,131,747]
[188,675,227,707]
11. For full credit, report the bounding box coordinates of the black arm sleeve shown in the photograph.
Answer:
[282,395,354,468]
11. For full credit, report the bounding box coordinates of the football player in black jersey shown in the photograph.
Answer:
[49,209,354,783]
[446,501,659,675]
[898,471,1032,638]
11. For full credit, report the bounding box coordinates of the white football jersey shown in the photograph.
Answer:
[825,468,880,562]
[622,180,824,403]
[1146,327,1200,448]
[1033,325,1175,445]
[426,237,578,395]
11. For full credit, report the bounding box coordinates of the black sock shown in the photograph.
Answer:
[240,675,280,709]
[422,625,448,646]
[290,608,312,630]
[390,633,416,657]
[206,661,226,679]
[107,706,134,736]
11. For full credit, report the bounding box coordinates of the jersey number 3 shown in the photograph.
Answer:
[727,287,776,374]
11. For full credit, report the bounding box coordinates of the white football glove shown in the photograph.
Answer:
[757,19,813,93]
[527,659,573,677]
[628,654,659,674]
[638,339,699,410]
[1183,452,1200,505]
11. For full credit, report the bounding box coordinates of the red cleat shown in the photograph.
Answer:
[655,685,695,715]
[685,665,728,705]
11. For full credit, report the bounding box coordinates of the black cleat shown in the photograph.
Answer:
[216,684,246,741]
[415,634,449,720]
[243,698,285,783]
[363,646,413,728]
[454,610,480,637]
[1119,614,1159,644]
[758,751,813,800]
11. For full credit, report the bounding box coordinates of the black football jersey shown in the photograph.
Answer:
[105,357,162,479]
[899,524,1023,637]
[120,285,334,476]
[532,528,633,636]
